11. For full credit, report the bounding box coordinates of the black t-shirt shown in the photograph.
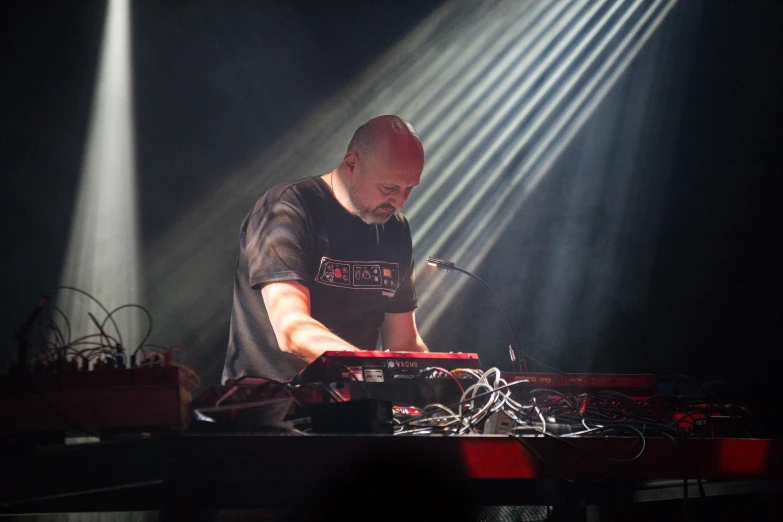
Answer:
[222,176,418,383]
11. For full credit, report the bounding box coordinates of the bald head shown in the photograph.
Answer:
[347,115,424,170]
[335,115,424,224]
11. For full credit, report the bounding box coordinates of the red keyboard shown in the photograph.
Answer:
[296,351,481,384]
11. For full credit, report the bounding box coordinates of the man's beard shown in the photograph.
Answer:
[348,183,396,225]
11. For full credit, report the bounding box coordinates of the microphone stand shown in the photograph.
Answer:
[13,296,50,392]
[426,258,526,372]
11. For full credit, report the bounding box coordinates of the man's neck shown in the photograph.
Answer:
[324,169,356,216]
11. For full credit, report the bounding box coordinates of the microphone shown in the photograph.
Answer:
[426,257,526,372]
[14,296,50,391]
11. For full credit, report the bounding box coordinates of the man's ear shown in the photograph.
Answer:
[344,152,358,179]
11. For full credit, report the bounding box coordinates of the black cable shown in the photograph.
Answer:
[578,409,616,422]
[88,311,116,354]
[593,389,643,411]
[101,304,154,359]
[138,343,168,356]
[404,380,699,443]
[53,286,124,347]
[659,429,691,511]
[681,437,689,517]
[46,303,72,345]
[265,381,308,410]
[733,405,765,438]
[545,424,647,463]
[32,301,69,361]
[519,388,578,408]
[601,400,662,425]
[605,416,683,439]
[52,303,72,344]
[420,366,466,396]
[561,399,686,439]
[510,423,647,468]
[335,364,372,399]
[655,430,686,504]
[48,322,68,353]
[214,378,310,411]
[398,380,531,427]
[509,435,560,471]
[457,381,502,435]
[76,340,118,361]
[45,322,68,365]
[681,437,706,500]
[34,320,55,355]
[407,404,465,435]
[298,382,345,403]
[31,320,70,368]
[560,421,655,485]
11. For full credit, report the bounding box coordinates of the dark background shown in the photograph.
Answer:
[1,0,781,433]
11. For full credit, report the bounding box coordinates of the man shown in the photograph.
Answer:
[222,115,428,383]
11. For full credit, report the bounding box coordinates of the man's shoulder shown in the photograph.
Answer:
[264,176,327,204]
[249,176,328,213]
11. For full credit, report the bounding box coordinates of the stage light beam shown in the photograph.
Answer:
[57,0,142,353]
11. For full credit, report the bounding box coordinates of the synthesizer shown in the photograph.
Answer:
[0,366,191,436]
[500,372,657,397]
[296,351,481,384]
[295,351,481,406]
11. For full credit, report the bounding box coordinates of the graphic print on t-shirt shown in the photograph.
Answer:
[315,256,400,296]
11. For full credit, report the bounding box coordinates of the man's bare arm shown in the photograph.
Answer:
[261,281,359,363]
[379,311,428,352]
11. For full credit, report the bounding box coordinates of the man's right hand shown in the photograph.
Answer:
[260,281,359,363]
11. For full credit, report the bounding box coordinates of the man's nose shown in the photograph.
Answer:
[390,193,408,211]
